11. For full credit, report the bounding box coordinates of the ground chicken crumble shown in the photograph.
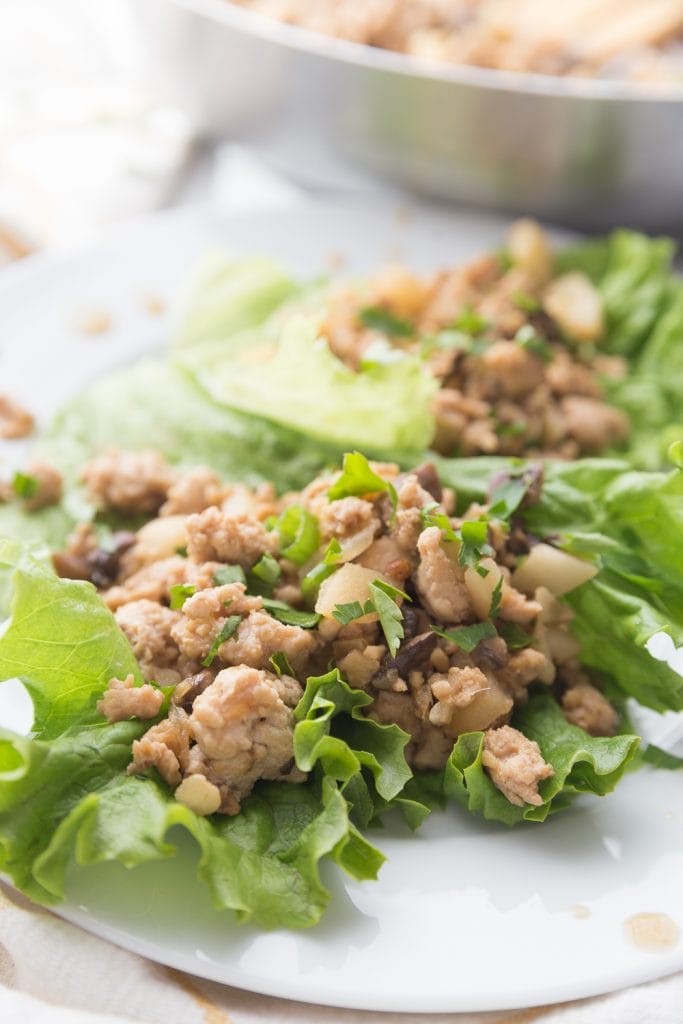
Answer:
[51,447,619,818]
[309,218,630,459]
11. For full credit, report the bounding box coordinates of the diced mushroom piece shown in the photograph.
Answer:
[511,543,597,598]
[543,271,604,342]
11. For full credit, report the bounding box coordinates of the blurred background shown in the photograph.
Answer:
[2,0,682,267]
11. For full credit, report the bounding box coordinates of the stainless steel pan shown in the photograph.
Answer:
[134,0,683,231]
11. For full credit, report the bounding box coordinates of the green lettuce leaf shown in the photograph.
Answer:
[435,456,683,712]
[0,551,142,738]
[294,669,412,827]
[0,552,384,927]
[444,692,640,825]
[174,253,299,350]
[174,313,437,455]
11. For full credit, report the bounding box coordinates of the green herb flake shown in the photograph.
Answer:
[431,621,498,653]
[498,621,534,649]
[213,564,247,587]
[169,583,196,610]
[301,539,343,604]
[453,304,488,337]
[488,475,529,521]
[332,600,370,625]
[368,579,408,657]
[270,651,296,677]
[275,504,320,566]
[328,451,398,514]
[488,576,503,619]
[358,306,414,338]
[247,553,281,596]
[202,615,242,666]
[512,290,541,313]
[12,472,39,500]
[262,598,321,629]
[515,324,552,363]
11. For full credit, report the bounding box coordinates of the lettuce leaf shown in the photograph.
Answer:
[435,456,683,712]
[294,669,412,827]
[174,253,299,350]
[0,551,384,927]
[174,313,437,456]
[444,692,639,825]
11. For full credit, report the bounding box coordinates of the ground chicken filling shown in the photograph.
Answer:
[235,0,683,83]
[312,218,630,459]
[54,448,620,818]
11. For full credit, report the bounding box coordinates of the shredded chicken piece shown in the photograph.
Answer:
[219,610,318,673]
[115,600,182,684]
[17,460,63,511]
[187,666,304,814]
[161,466,223,515]
[171,583,263,662]
[415,526,472,623]
[81,448,175,515]
[428,666,490,725]
[562,682,619,736]
[97,673,164,723]
[129,707,191,786]
[318,495,380,541]
[561,395,630,451]
[103,556,190,610]
[0,394,34,439]
[497,647,555,699]
[186,507,278,568]
[482,725,554,806]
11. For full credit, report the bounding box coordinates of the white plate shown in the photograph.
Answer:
[1,201,682,1014]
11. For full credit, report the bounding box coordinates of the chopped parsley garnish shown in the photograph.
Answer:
[368,580,407,657]
[332,578,408,656]
[274,504,320,566]
[174,546,188,557]
[202,615,242,666]
[12,472,39,500]
[431,621,498,653]
[497,622,534,649]
[512,289,541,313]
[515,324,552,363]
[300,538,342,603]
[213,564,247,587]
[359,306,414,337]
[247,553,281,596]
[488,466,541,520]
[495,418,527,438]
[261,598,321,629]
[328,451,398,514]
[488,576,503,619]
[169,583,196,610]
[422,506,494,577]
[269,651,296,677]
[453,304,488,336]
